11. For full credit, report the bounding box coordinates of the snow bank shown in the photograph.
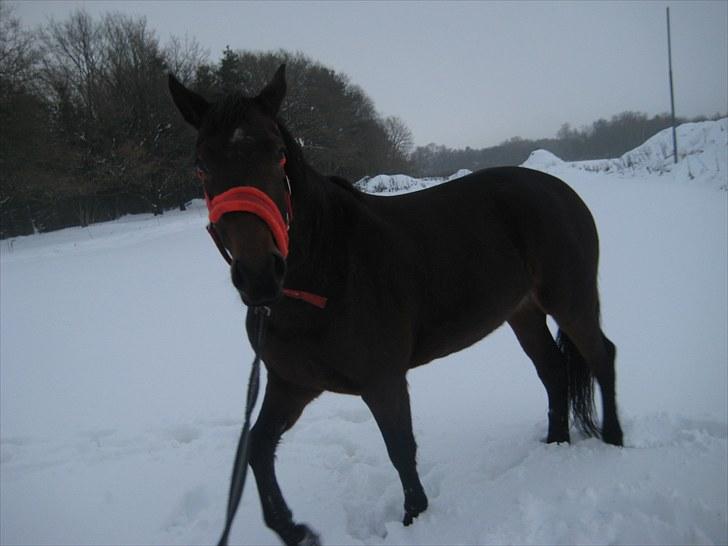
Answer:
[522,149,565,171]
[360,119,726,195]
[446,168,472,181]
[356,173,432,194]
[356,169,471,195]
[524,118,727,187]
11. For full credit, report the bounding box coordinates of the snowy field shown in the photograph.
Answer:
[1,120,726,545]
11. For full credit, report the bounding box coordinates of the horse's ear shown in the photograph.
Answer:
[168,74,209,129]
[256,64,287,116]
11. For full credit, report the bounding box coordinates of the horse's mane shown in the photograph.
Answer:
[276,121,362,198]
[328,175,362,196]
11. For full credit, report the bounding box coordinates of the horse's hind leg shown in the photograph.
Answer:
[249,373,322,546]
[509,303,570,443]
[362,375,428,526]
[559,317,623,446]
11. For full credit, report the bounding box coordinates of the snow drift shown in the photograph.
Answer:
[524,117,727,187]
[356,169,472,194]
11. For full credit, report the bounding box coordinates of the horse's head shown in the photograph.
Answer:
[169,65,290,307]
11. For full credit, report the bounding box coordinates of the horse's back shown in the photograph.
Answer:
[362,166,601,365]
[451,167,601,314]
[369,166,594,235]
[471,167,601,316]
[367,166,599,281]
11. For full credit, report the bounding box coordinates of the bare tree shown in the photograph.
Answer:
[164,33,208,85]
[40,9,104,129]
[384,115,414,165]
[0,1,41,95]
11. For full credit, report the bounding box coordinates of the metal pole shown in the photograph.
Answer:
[667,7,678,163]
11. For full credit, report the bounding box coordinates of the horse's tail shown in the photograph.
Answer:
[556,330,600,438]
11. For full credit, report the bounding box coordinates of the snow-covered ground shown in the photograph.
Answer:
[1,120,726,545]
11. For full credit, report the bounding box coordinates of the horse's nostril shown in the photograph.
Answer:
[230,254,284,306]
[272,252,286,280]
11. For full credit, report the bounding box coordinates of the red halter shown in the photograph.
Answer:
[198,157,327,309]
[203,157,291,257]
[207,185,290,257]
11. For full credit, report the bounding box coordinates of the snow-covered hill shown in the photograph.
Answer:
[361,118,728,193]
[524,118,727,187]
[1,120,726,546]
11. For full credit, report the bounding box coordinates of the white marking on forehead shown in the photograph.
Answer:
[230,127,246,143]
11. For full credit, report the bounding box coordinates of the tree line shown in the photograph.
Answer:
[0,4,414,238]
[410,111,725,177]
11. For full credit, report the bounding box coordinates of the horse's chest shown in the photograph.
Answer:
[262,327,364,394]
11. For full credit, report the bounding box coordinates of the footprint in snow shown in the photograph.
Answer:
[334,407,372,424]
[165,484,210,530]
[79,428,118,447]
[160,424,202,445]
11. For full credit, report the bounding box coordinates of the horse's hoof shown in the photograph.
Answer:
[403,496,428,526]
[544,432,570,444]
[602,428,623,447]
[290,523,321,546]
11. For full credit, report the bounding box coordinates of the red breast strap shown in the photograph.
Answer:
[207,186,289,258]
[282,289,328,309]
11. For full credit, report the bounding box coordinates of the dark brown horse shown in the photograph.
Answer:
[169,65,623,546]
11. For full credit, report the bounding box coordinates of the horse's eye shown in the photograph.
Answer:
[195,159,209,181]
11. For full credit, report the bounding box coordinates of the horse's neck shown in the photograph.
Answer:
[285,161,344,280]
[279,123,357,286]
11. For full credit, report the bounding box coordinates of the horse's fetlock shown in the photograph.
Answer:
[282,523,320,546]
[545,431,570,444]
[263,504,293,530]
[601,421,624,447]
[545,409,569,444]
[403,486,428,526]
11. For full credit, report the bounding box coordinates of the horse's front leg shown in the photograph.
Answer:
[362,374,428,525]
[249,373,321,546]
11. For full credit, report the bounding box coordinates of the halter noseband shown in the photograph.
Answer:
[199,157,327,309]
[208,186,290,257]
[202,157,292,257]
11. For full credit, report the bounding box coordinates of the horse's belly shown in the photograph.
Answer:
[410,267,531,367]
[410,308,509,367]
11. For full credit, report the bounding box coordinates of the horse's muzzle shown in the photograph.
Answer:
[231,252,286,307]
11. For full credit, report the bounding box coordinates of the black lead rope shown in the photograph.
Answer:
[217,306,269,546]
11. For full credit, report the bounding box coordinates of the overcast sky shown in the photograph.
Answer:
[12,0,728,149]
